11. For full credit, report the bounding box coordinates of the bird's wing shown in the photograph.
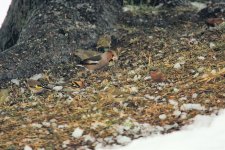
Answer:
[80,55,102,65]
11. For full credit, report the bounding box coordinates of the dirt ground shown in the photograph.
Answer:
[0,4,225,150]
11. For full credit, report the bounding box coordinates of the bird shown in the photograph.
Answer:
[26,79,47,94]
[150,69,166,82]
[206,18,224,27]
[96,34,111,51]
[77,50,118,72]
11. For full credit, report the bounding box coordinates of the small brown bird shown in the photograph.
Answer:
[26,79,46,94]
[150,70,166,82]
[77,50,118,72]
[96,34,111,50]
[206,18,225,27]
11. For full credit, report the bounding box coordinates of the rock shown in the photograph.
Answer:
[130,87,139,94]
[174,63,181,69]
[0,0,122,84]
[173,110,181,117]
[24,145,33,150]
[53,86,63,91]
[11,79,20,85]
[72,127,84,138]
[180,103,205,111]
[159,114,167,120]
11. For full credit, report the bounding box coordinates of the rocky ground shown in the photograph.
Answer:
[0,3,225,150]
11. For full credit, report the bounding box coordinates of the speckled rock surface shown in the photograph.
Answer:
[0,0,122,85]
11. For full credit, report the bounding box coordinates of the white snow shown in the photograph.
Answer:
[108,109,225,150]
[72,127,84,138]
[116,135,131,145]
[0,0,11,27]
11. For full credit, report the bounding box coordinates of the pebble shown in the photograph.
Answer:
[42,121,51,127]
[192,93,198,99]
[173,110,181,117]
[31,123,42,128]
[209,42,216,49]
[130,87,138,94]
[30,74,43,80]
[72,127,84,138]
[144,94,155,100]
[180,103,205,111]
[173,63,181,69]
[11,79,20,85]
[53,86,63,91]
[24,145,32,150]
[197,56,205,60]
[159,114,167,120]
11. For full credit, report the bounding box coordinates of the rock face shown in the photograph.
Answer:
[0,0,122,85]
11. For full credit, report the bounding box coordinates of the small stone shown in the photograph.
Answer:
[144,76,151,80]
[193,73,199,78]
[42,121,51,127]
[50,119,57,123]
[211,69,216,75]
[209,42,216,49]
[128,70,136,75]
[173,110,181,117]
[84,134,95,142]
[53,86,63,91]
[159,114,167,120]
[144,94,155,100]
[31,123,42,128]
[180,103,205,111]
[104,136,114,143]
[72,127,84,138]
[62,140,70,148]
[180,112,187,119]
[11,79,20,85]
[30,74,43,80]
[24,145,32,150]
[168,99,178,106]
[197,67,204,73]
[51,122,57,128]
[133,75,141,81]
[173,88,179,93]
[58,124,68,129]
[197,56,205,60]
[179,96,187,101]
[130,87,138,94]
[192,93,198,99]
[174,63,181,69]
